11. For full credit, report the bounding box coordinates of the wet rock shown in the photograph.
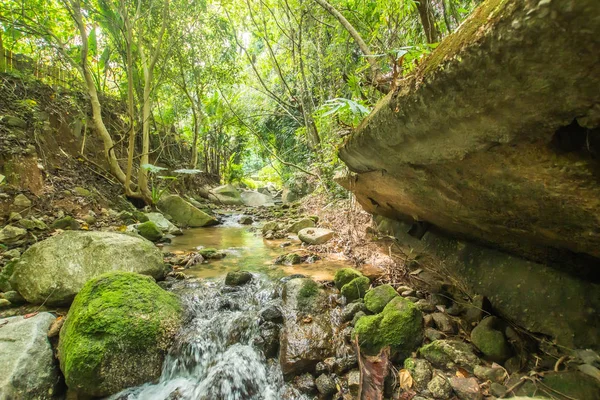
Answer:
[257,322,280,358]
[10,231,167,305]
[136,221,163,242]
[158,195,218,227]
[293,373,316,394]
[287,218,315,234]
[315,374,337,396]
[0,225,27,244]
[404,357,433,391]
[341,301,367,322]
[364,284,398,313]
[225,271,253,286]
[0,312,59,399]
[471,317,512,363]
[239,215,253,224]
[298,227,334,245]
[474,365,507,383]
[431,312,456,334]
[58,272,182,397]
[13,194,32,209]
[427,372,452,399]
[260,305,283,323]
[347,370,361,396]
[354,296,423,357]
[51,216,80,230]
[275,252,303,265]
[450,376,482,400]
[419,340,480,371]
[198,248,227,259]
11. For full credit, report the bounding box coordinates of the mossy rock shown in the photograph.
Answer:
[136,221,163,242]
[297,279,321,311]
[364,284,398,313]
[199,248,226,259]
[334,268,364,290]
[286,218,315,234]
[419,340,480,371]
[58,272,182,397]
[340,276,370,302]
[540,371,600,400]
[51,216,80,230]
[225,271,253,286]
[354,296,423,356]
[470,317,512,362]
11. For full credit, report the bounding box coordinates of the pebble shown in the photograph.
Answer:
[432,312,456,334]
[427,372,452,399]
[474,365,506,383]
[315,374,337,396]
[450,376,482,400]
[416,299,438,313]
[347,370,361,396]
[425,328,446,341]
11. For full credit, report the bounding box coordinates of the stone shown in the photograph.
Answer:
[539,371,600,400]
[282,173,314,204]
[427,373,452,399]
[364,284,398,313]
[136,221,163,242]
[293,373,316,394]
[279,278,333,376]
[463,295,490,325]
[347,370,361,396]
[490,382,507,397]
[419,340,480,371]
[10,231,167,305]
[351,311,367,326]
[354,296,423,356]
[450,376,482,400]
[9,212,22,221]
[199,247,227,259]
[51,216,80,230]
[262,221,280,234]
[3,248,20,259]
[158,195,218,227]
[471,317,512,363]
[257,322,280,358]
[0,225,27,244]
[431,312,456,334]
[239,215,253,224]
[19,217,48,230]
[1,290,26,305]
[241,191,275,207]
[225,271,253,286]
[58,272,182,397]
[4,115,27,128]
[145,212,182,235]
[0,312,59,399]
[334,354,358,374]
[298,227,335,245]
[425,328,446,341]
[341,301,367,322]
[0,299,11,308]
[315,374,337,396]
[340,276,370,302]
[334,268,364,290]
[260,305,283,323]
[83,214,96,225]
[209,184,244,205]
[287,218,316,234]
[415,299,437,313]
[474,365,507,383]
[12,194,31,208]
[404,358,433,391]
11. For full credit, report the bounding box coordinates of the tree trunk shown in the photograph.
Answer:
[416,0,441,43]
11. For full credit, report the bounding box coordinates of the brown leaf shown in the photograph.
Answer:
[24,312,39,319]
[399,369,413,390]
[456,367,470,378]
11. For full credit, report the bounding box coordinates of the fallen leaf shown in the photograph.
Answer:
[24,312,39,319]
[398,368,413,390]
[117,225,127,232]
[456,367,469,378]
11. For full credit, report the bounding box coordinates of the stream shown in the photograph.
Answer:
[110,215,350,400]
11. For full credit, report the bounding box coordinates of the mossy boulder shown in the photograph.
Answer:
[51,216,80,230]
[334,268,364,290]
[10,231,167,305]
[136,221,163,242]
[158,195,218,227]
[340,276,370,302]
[198,248,226,259]
[419,340,480,371]
[364,284,399,313]
[354,296,423,356]
[470,317,512,362]
[225,271,253,286]
[58,272,182,397]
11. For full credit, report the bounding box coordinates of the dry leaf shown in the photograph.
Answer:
[398,368,413,390]
[24,312,39,319]
[456,367,469,378]
[117,225,127,232]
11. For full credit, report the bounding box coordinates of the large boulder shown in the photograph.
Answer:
[241,190,275,207]
[0,312,60,399]
[279,278,335,376]
[208,184,244,205]
[10,231,167,305]
[145,212,182,235]
[58,272,182,397]
[158,195,218,227]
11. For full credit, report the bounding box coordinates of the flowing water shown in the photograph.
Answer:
[110,215,350,400]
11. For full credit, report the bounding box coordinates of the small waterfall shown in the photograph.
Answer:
[111,275,307,400]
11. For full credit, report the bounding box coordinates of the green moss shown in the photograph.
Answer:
[470,323,511,362]
[297,279,320,311]
[137,221,163,242]
[334,268,364,290]
[199,248,218,258]
[341,276,370,302]
[364,284,398,313]
[354,296,423,356]
[58,272,182,397]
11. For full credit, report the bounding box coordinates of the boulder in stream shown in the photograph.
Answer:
[158,195,218,227]
[0,312,60,399]
[10,231,167,305]
[136,221,163,242]
[58,272,182,397]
